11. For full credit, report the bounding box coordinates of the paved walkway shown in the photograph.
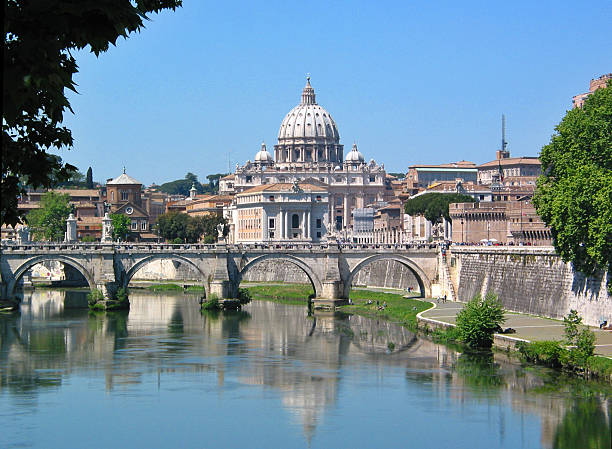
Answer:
[419,301,612,357]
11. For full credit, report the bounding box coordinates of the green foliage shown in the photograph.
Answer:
[201,295,220,310]
[431,326,461,344]
[244,283,315,303]
[553,397,611,449]
[533,81,612,281]
[172,237,183,244]
[87,288,104,306]
[2,0,181,227]
[404,192,476,223]
[155,212,227,243]
[237,288,252,305]
[110,213,131,241]
[516,340,565,368]
[81,235,96,242]
[115,287,129,304]
[146,283,183,291]
[158,172,220,196]
[563,309,596,369]
[206,173,229,193]
[455,292,505,348]
[27,191,72,241]
[387,172,406,180]
[454,351,504,390]
[55,170,86,188]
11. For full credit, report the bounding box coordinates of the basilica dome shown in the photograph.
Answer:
[274,77,344,165]
[278,78,340,143]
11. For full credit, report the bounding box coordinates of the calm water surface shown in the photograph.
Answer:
[1,289,610,449]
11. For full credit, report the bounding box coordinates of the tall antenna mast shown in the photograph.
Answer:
[501,114,508,152]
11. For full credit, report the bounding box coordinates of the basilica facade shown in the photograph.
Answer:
[221,78,388,235]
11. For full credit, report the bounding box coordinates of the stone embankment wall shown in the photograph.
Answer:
[450,247,611,327]
[129,258,420,290]
[240,259,420,290]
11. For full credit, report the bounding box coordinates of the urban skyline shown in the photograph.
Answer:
[57,0,611,185]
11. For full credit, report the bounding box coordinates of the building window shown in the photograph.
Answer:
[336,197,342,206]
[316,232,321,238]
[269,218,275,229]
[316,195,321,202]
[269,231,274,238]
[316,218,321,228]
[141,221,147,230]
[269,195,275,201]
[111,191,114,201]
[292,214,299,228]
[369,176,375,182]
[131,221,137,230]
[246,175,252,183]
[479,195,485,200]
[121,191,129,201]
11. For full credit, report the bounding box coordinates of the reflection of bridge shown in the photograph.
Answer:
[1,243,439,305]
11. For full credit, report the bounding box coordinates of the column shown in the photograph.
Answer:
[280,210,285,239]
[262,209,268,241]
[286,211,291,239]
[307,211,311,239]
[302,210,306,239]
[343,195,349,232]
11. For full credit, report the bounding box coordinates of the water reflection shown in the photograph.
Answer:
[0,289,610,449]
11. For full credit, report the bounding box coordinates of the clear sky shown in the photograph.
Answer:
[60,0,611,186]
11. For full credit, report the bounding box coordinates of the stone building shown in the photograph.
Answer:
[105,170,157,241]
[221,78,387,233]
[404,161,477,194]
[231,182,328,243]
[572,73,611,108]
[477,154,541,186]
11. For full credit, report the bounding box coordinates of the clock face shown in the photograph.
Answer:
[126,207,134,215]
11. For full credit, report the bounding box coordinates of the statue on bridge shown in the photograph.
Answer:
[101,213,113,243]
[216,222,226,243]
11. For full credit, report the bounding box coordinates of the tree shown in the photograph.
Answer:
[27,192,72,241]
[533,81,612,281]
[155,212,227,243]
[404,192,476,223]
[159,173,203,196]
[111,213,131,241]
[206,173,229,193]
[455,292,505,348]
[2,0,181,227]
[85,167,93,189]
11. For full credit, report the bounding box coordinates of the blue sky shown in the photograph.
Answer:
[61,0,611,185]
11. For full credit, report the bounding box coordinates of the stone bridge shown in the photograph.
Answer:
[1,242,440,307]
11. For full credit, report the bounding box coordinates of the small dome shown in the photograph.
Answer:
[254,142,274,164]
[345,143,364,163]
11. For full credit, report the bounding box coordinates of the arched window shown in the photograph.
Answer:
[292,214,299,228]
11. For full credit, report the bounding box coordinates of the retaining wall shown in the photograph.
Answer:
[450,247,611,327]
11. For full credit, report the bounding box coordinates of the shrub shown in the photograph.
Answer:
[237,288,252,305]
[516,340,564,368]
[562,309,596,371]
[87,288,104,306]
[115,287,129,304]
[201,295,220,310]
[455,292,505,348]
[172,237,183,244]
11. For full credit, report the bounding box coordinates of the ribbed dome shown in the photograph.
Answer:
[277,77,340,143]
[254,142,274,164]
[345,143,364,163]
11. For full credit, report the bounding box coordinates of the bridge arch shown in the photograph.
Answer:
[237,253,322,298]
[344,254,432,299]
[123,254,208,292]
[9,255,96,297]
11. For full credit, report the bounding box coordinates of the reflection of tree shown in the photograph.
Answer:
[553,398,611,449]
[454,351,504,391]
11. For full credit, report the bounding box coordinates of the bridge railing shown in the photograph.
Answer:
[1,241,442,253]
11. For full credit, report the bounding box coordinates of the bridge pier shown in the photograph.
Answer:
[312,253,348,309]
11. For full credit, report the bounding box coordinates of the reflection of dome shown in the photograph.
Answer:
[254,142,274,164]
[345,143,364,163]
[278,77,340,143]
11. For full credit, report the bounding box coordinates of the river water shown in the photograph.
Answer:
[1,289,610,449]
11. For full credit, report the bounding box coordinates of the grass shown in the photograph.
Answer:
[243,283,314,305]
[145,283,205,293]
[341,290,432,330]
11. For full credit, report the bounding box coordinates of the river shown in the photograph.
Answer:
[1,289,610,449]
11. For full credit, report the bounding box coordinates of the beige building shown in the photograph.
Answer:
[477,153,541,186]
[232,182,329,243]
